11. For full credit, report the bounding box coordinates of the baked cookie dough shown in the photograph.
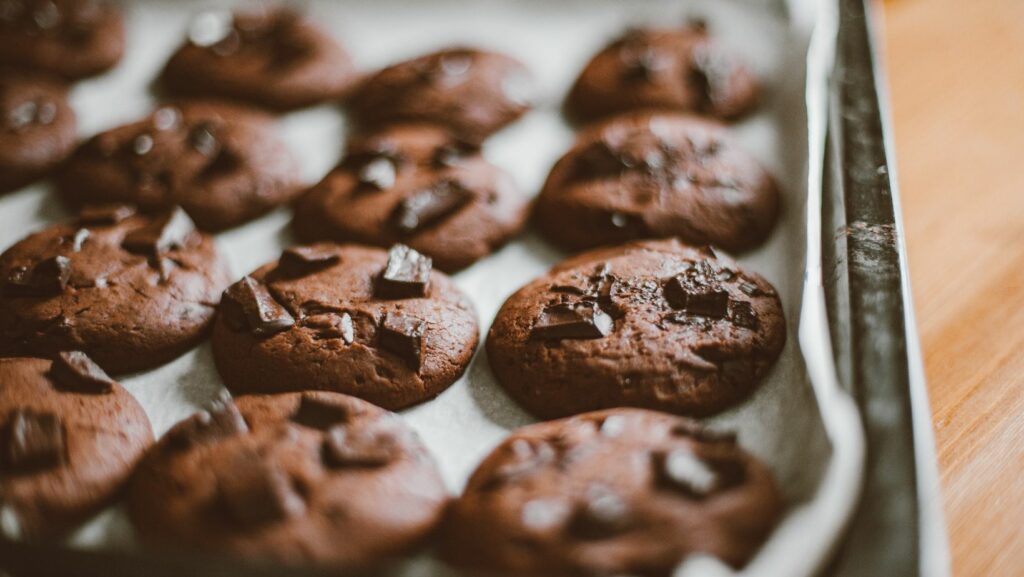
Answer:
[0,73,76,193]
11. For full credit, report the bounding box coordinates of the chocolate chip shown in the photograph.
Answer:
[188,122,219,156]
[356,157,397,191]
[729,300,758,329]
[391,179,472,234]
[132,134,154,156]
[122,208,196,256]
[378,313,425,371]
[322,424,396,468]
[276,246,340,278]
[153,107,181,131]
[530,302,613,340]
[482,439,557,491]
[8,101,39,131]
[291,394,350,430]
[3,410,66,474]
[663,261,729,318]
[431,141,476,169]
[305,312,355,344]
[69,228,90,252]
[621,46,670,81]
[49,351,115,394]
[3,255,71,297]
[738,280,762,296]
[654,448,745,499]
[220,276,295,336]
[167,399,249,450]
[376,244,431,299]
[78,204,136,225]
[218,449,305,526]
[568,487,631,540]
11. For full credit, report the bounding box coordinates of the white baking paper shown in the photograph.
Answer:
[0,1,866,575]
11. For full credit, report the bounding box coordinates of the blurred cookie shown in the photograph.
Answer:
[0,354,153,539]
[211,243,479,410]
[0,73,76,193]
[128,392,448,568]
[536,112,779,253]
[347,48,533,144]
[0,0,125,80]
[294,124,530,272]
[57,102,303,231]
[566,22,759,124]
[487,239,786,419]
[0,207,232,373]
[442,408,783,576]
[161,7,358,111]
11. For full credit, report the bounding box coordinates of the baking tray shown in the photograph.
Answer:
[0,0,947,575]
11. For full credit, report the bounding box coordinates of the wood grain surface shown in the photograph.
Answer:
[879,0,1024,575]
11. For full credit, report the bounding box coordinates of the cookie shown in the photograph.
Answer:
[294,125,531,272]
[565,22,759,124]
[535,112,779,253]
[0,354,153,540]
[486,239,786,419]
[442,408,783,576]
[128,392,448,568]
[0,0,125,80]
[211,243,479,410]
[0,207,232,374]
[56,102,303,231]
[0,73,76,193]
[346,48,533,145]
[160,7,358,111]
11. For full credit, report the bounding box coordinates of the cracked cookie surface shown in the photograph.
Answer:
[486,238,786,419]
[0,207,231,373]
[211,243,479,410]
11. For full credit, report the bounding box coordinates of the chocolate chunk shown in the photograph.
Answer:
[321,425,396,468]
[69,228,90,252]
[431,141,475,169]
[78,204,136,225]
[688,43,733,112]
[663,261,729,318]
[188,122,219,156]
[3,255,71,297]
[167,400,249,450]
[276,246,340,278]
[291,394,350,430]
[376,244,431,299]
[729,300,758,329]
[305,312,355,343]
[568,487,631,540]
[49,351,116,394]
[621,47,670,81]
[3,410,66,474]
[654,448,744,499]
[482,439,556,491]
[738,280,762,296]
[669,421,738,445]
[218,449,305,526]
[356,157,397,191]
[391,179,472,234]
[378,313,425,371]
[530,302,613,341]
[220,276,295,336]
[122,208,196,256]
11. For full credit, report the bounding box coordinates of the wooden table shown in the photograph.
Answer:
[880,0,1024,574]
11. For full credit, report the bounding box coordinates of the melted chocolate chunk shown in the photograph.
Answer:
[276,246,340,278]
[663,261,729,318]
[378,313,425,371]
[568,487,632,540]
[291,394,350,430]
[167,400,249,451]
[3,410,66,474]
[729,300,758,329]
[122,208,196,256]
[322,424,396,468]
[3,255,71,297]
[218,449,305,526]
[391,179,472,234]
[305,312,355,343]
[356,157,397,191]
[78,204,136,225]
[221,276,295,336]
[530,302,613,341]
[376,244,431,299]
[49,351,115,394]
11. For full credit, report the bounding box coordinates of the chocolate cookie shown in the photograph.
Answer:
[293,125,531,272]
[346,48,533,145]
[442,408,783,576]
[56,102,303,231]
[160,7,358,111]
[536,112,779,253]
[128,392,448,568]
[211,243,479,410]
[0,207,232,374]
[565,22,759,124]
[0,0,125,80]
[0,73,76,193]
[0,354,153,539]
[486,239,786,419]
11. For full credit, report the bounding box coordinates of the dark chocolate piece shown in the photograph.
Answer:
[663,261,729,318]
[122,208,196,256]
[291,394,350,430]
[3,410,66,474]
[376,244,431,299]
[356,157,397,191]
[70,228,90,252]
[3,255,71,297]
[276,246,340,278]
[188,122,219,156]
[322,426,394,469]
[304,312,355,343]
[220,276,295,336]
[738,280,762,296]
[530,302,613,340]
[49,351,116,394]
[567,487,631,540]
[378,313,425,371]
[654,448,745,499]
[391,179,472,234]
[431,141,475,169]
[167,400,249,450]
[218,450,305,526]
[729,301,758,329]
[78,204,137,225]
[621,47,670,81]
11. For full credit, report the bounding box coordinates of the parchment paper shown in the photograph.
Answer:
[0,1,866,575]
